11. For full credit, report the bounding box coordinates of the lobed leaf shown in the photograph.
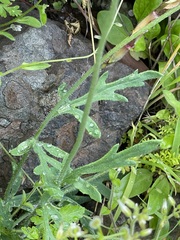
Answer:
[64,140,161,181]
[0,2,22,18]
[56,101,101,139]
[0,199,14,229]
[21,226,40,240]
[0,4,7,17]
[56,70,161,140]
[41,204,59,240]
[72,70,162,107]
[4,5,22,17]
[33,143,61,187]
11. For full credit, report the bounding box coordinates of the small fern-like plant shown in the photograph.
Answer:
[0,0,22,18]
[0,0,48,40]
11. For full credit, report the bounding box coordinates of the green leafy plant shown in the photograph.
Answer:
[0,0,179,239]
[0,0,22,18]
[95,164,180,240]
[0,0,48,40]
[1,69,161,239]
[98,1,180,238]
[122,95,180,229]
[97,0,180,68]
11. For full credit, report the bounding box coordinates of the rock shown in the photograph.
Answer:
[0,19,150,194]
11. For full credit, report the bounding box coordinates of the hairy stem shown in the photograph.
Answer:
[58,0,122,183]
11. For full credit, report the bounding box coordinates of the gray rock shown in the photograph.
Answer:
[0,20,150,193]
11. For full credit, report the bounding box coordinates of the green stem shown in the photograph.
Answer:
[0,142,42,198]
[140,160,180,183]
[58,0,121,183]
[1,2,179,193]
[111,167,136,227]
[34,60,94,140]
[102,6,180,64]
[0,52,95,78]
[0,4,177,142]
[34,5,179,140]
[3,151,29,201]
[172,117,180,156]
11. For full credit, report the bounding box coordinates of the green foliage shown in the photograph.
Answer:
[127,168,153,198]
[99,167,180,239]
[133,0,162,21]
[74,178,102,202]
[147,150,180,167]
[0,0,22,18]
[97,0,162,46]
[37,4,48,25]
[52,0,67,11]
[0,1,180,239]
[97,0,180,74]
[163,90,180,118]
[0,29,15,40]
[147,175,170,214]
[22,203,85,240]
[124,107,180,169]
[20,62,51,70]
[97,11,133,45]
[161,19,180,64]
[15,16,42,28]
[0,1,48,40]
[71,70,161,105]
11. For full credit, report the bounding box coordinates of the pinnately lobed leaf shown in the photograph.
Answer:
[64,140,161,181]
[71,70,162,107]
[59,204,85,223]
[0,2,22,18]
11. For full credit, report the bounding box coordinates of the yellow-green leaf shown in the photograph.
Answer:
[0,31,15,41]
[21,62,51,70]
[15,16,41,28]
